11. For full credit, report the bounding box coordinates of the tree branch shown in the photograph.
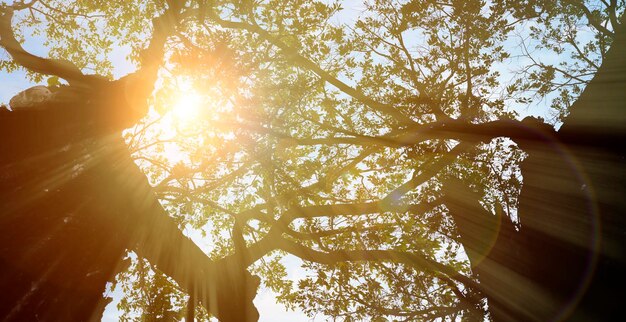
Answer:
[382,141,473,206]
[564,0,614,37]
[281,118,565,151]
[277,238,480,290]
[279,199,440,224]
[194,9,417,125]
[0,8,87,84]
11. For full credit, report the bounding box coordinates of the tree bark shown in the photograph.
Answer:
[0,84,259,321]
[444,15,626,322]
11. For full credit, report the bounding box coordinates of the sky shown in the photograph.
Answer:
[0,2,374,319]
[0,4,330,321]
[0,48,319,322]
[0,1,570,321]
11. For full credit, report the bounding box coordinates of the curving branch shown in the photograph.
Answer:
[128,0,183,84]
[223,196,443,267]
[564,0,614,37]
[277,199,441,224]
[104,139,261,322]
[0,0,182,90]
[276,118,572,153]
[223,224,474,306]
[276,238,481,291]
[0,8,87,84]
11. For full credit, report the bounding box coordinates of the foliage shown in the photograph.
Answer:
[114,255,210,321]
[1,0,623,321]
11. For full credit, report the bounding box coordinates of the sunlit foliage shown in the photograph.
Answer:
[2,0,622,320]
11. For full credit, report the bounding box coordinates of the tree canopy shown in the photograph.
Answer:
[1,0,624,321]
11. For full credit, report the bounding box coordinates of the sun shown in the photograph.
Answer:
[142,85,207,163]
[172,91,203,125]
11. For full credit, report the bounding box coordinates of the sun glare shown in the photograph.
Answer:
[142,77,215,163]
[172,92,203,125]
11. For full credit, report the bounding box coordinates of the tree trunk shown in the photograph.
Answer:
[0,86,260,321]
[444,16,626,322]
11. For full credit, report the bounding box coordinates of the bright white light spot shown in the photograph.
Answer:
[172,92,203,125]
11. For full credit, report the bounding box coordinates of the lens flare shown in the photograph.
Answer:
[172,92,203,125]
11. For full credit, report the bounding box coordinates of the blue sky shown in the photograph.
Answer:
[0,3,365,318]
[1,1,575,321]
[0,14,317,322]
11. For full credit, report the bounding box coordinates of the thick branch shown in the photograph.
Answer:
[564,0,614,37]
[131,0,183,81]
[117,143,259,322]
[279,199,440,224]
[277,238,480,290]
[229,198,441,266]
[284,118,567,151]
[0,9,87,84]
[1,1,181,90]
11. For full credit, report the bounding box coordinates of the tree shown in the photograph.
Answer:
[0,1,259,321]
[1,0,624,321]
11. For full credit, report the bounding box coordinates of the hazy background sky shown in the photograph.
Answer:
[0,1,561,320]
